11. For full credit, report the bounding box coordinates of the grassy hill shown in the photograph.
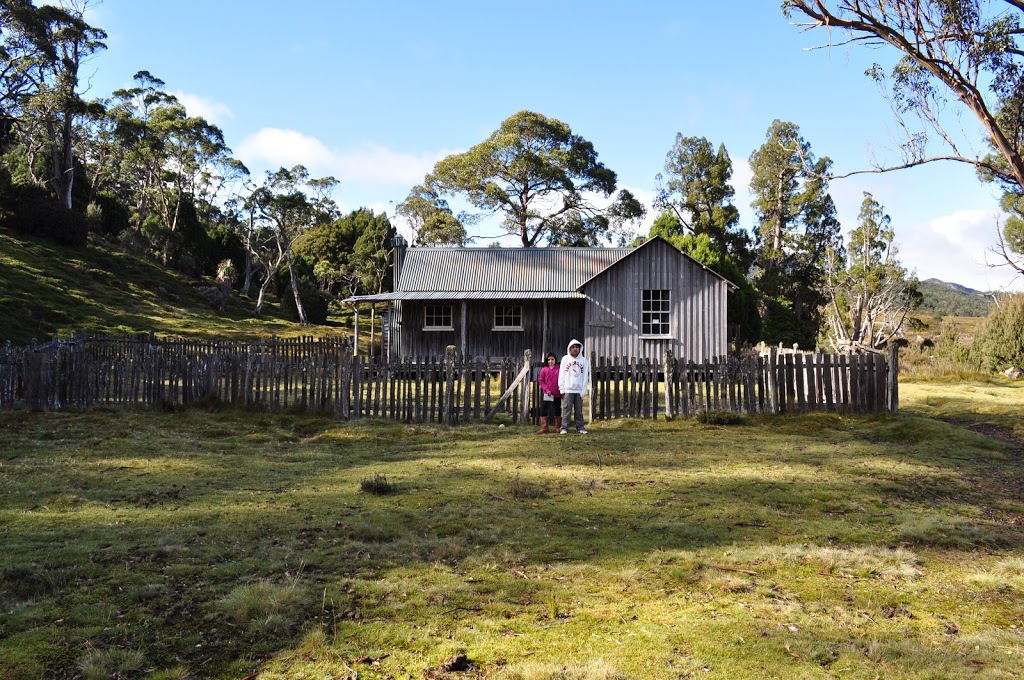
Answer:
[916,278,994,317]
[0,228,346,346]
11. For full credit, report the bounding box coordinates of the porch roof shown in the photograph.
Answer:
[347,290,584,302]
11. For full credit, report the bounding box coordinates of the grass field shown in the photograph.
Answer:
[1,380,1023,679]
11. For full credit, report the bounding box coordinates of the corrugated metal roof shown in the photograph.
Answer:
[396,247,632,294]
[343,239,736,303]
[348,290,585,302]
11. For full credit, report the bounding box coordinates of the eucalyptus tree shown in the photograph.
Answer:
[408,110,644,247]
[749,119,842,347]
[648,211,763,343]
[0,0,42,150]
[83,71,246,269]
[10,0,105,210]
[654,134,751,268]
[247,165,338,323]
[395,182,466,246]
[824,193,920,352]
[783,0,1024,277]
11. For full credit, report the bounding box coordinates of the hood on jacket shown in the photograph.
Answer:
[566,339,583,354]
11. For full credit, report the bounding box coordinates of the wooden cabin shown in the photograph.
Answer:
[347,235,736,362]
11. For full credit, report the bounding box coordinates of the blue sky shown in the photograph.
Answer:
[79,0,1022,292]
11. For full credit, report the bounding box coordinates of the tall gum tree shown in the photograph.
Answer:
[19,1,105,210]
[410,110,643,247]
[783,0,1024,278]
[654,134,751,269]
[824,192,920,352]
[749,119,843,348]
[247,165,338,324]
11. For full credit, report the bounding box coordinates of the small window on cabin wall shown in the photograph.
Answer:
[493,304,523,331]
[424,304,453,330]
[641,289,671,336]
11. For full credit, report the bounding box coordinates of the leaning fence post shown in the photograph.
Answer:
[443,345,457,425]
[663,349,674,421]
[887,343,899,414]
[519,349,532,426]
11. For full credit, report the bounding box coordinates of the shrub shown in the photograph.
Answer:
[360,473,398,495]
[509,476,548,500]
[0,182,88,246]
[219,578,302,636]
[696,410,745,425]
[78,647,145,680]
[972,294,1024,371]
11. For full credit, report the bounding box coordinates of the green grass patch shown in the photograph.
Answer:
[0,227,348,344]
[1,383,1023,677]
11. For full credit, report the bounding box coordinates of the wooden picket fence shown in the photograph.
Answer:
[587,347,898,421]
[0,335,898,421]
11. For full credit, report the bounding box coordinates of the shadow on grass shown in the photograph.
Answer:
[3,409,1024,677]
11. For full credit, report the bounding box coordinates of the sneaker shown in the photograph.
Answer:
[577,429,588,434]
[559,429,568,435]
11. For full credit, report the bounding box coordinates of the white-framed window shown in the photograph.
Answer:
[493,304,523,331]
[424,304,453,331]
[641,289,671,336]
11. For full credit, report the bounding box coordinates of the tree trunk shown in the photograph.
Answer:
[286,250,308,325]
[253,277,272,317]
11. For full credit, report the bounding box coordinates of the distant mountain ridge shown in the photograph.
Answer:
[923,278,983,295]
[917,278,993,317]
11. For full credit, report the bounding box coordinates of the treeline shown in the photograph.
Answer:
[0,0,393,329]
[395,111,921,354]
[0,1,953,357]
[915,280,994,318]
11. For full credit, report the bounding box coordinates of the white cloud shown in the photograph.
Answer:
[171,91,234,125]
[901,209,1023,292]
[237,128,337,172]
[333,144,451,185]
[236,128,453,186]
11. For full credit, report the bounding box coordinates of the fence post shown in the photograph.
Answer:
[340,341,353,420]
[443,345,457,425]
[663,349,674,421]
[588,350,596,423]
[519,349,532,425]
[767,346,779,414]
[887,343,899,414]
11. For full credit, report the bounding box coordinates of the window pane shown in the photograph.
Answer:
[641,289,670,335]
[425,305,452,328]
[494,304,522,328]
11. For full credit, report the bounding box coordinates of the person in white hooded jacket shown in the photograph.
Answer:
[558,339,589,434]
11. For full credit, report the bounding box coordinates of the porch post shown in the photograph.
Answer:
[542,299,548,357]
[353,308,359,357]
[460,301,467,357]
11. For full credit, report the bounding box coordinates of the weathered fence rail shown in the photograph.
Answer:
[0,336,898,420]
[587,346,898,420]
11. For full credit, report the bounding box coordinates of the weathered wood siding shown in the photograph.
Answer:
[396,299,584,359]
[582,238,729,362]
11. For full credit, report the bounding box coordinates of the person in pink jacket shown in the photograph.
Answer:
[536,352,562,434]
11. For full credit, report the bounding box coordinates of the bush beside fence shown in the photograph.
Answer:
[0,335,898,420]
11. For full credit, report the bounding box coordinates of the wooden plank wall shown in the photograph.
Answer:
[583,238,729,362]
[398,299,585,360]
[0,336,897,419]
